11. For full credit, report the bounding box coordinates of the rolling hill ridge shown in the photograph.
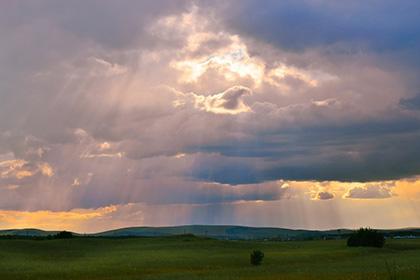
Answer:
[1,225,420,240]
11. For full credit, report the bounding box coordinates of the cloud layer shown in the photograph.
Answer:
[1,1,420,230]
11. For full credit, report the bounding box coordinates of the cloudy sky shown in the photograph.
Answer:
[1,0,420,232]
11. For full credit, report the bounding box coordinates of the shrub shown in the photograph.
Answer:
[347,228,385,248]
[250,250,264,266]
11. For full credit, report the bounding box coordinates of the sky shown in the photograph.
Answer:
[1,0,420,233]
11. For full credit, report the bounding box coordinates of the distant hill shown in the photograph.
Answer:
[1,226,419,240]
[0,228,58,237]
[94,225,347,240]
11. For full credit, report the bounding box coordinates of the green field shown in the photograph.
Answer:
[1,236,420,280]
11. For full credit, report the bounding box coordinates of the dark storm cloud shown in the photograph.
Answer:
[1,0,420,214]
[204,0,420,52]
[191,116,420,184]
[400,94,420,110]
[317,192,334,200]
[0,0,190,49]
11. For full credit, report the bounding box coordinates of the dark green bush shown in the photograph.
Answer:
[250,250,264,266]
[347,228,385,248]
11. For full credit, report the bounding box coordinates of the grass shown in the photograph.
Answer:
[0,236,420,279]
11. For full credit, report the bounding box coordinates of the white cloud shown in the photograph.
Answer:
[344,182,396,199]
[189,86,252,115]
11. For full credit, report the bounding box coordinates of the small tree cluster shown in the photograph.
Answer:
[347,228,385,248]
[53,231,74,239]
[250,250,264,266]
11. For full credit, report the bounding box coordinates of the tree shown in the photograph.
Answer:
[53,231,74,239]
[347,228,385,248]
[250,250,264,266]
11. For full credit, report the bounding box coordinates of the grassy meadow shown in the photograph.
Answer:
[0,236,419,280]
